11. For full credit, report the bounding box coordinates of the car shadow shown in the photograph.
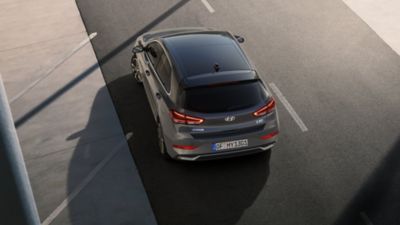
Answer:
[333,137,400,225]
[105,73,271,225]
[66,85,159,225]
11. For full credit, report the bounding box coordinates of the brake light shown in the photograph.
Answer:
[170,110,204,125]
[260,131,279,140]
[253,98,275,117]
[172,144,197,150]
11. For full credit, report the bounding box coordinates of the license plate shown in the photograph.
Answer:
[212,139,248,151]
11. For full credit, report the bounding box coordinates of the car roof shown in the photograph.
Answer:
[160,31,256,88]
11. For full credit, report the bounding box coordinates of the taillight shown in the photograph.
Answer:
[260,130,279,140]
[172,144,197,150]
[253,98,275,117]
[170,110,204,125]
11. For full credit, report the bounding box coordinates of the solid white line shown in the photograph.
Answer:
[360,212,374,225]
[41,132,132,225]
[201,0,215,13]
[269,83,309,132]
[9,32,98,104]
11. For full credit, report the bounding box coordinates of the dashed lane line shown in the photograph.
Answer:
[41,132,133,225]
[269,82,309,132]
[9,32,97,104]
[201,0,215,13]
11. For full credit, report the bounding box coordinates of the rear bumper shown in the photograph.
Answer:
[176,142,275,161]
[162,109,280,161]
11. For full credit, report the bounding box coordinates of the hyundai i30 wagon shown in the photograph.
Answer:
[131,27,279,161]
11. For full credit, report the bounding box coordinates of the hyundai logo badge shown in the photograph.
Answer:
[225,116,236,122]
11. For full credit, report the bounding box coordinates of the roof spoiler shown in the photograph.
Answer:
[183,70,258,88]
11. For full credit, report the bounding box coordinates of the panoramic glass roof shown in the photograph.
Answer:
[163,33,251,77]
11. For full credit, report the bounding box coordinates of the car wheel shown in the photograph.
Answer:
[131,54,142,84]
[157,121,171,160]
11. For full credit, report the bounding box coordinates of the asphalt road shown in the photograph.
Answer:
[75,0,400,224]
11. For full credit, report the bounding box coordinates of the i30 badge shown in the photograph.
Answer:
[225,116,236,122]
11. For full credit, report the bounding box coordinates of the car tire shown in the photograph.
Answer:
[131,54,143,84]
[157,121,172,160]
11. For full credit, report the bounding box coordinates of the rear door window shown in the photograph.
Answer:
[181,81,267,113]
[146,42,163,66]
[146,42,172,92]
[156,53,172,92]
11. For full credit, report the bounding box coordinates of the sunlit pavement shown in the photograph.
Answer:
[0,0,156,224]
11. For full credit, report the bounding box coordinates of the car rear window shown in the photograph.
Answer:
[180,81,267,113]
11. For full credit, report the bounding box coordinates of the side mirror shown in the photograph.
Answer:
[234,35,245,43]
[132,46,144,53]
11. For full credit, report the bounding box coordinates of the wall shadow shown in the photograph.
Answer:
[334,137,400,225]
[105,73,270,225]
[15,0,191,128]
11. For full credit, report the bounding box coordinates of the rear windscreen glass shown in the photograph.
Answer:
[181,81,267,113]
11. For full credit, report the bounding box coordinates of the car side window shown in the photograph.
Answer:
[146,42,162,66]
[156,53,172,92]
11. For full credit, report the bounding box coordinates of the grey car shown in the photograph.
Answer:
[130,27,279,161]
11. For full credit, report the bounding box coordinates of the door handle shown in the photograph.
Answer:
[145,70,150,76]
[155,92,161,99]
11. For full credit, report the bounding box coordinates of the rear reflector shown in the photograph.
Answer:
[172,144,197,150]
[253,98,275,117]
[170,110,204,125]
[260,131,279,140]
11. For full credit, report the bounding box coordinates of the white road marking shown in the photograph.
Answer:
[9,32,98,104]
[269,83,309,132]
[201,0,215,13]
[343,0,400,55]
[360,212,374,225]
[41,132,133,225]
